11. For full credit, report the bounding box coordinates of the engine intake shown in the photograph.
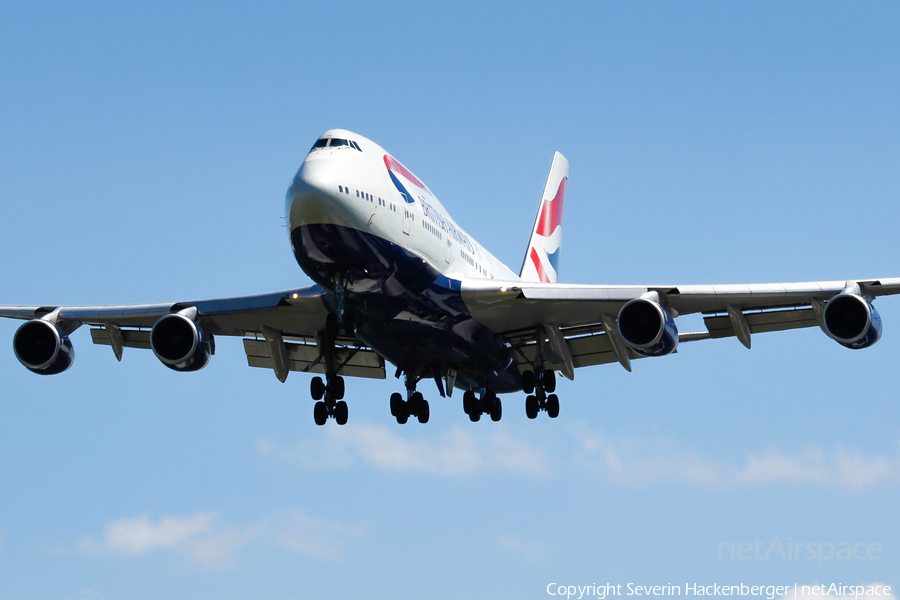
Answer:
[617,298,678,357]
[823,294,882,349]
[150,313,211,372]
[13,319,75,375]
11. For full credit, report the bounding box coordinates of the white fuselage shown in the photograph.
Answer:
[286,129,520,286]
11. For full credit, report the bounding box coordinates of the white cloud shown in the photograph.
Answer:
[578,431,728,486]
[259,423,549,476]
[782,583,896,600]
[78,512,249,569]
[497,534,549,561]
[78,510,364,569]
[272,512,365,562]
[578,429,900,490]
[260,420,900,490]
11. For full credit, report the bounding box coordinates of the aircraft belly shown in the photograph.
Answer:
[290,224,521,392]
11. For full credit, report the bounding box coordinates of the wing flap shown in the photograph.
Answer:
[242,339,385,380]
[508,330,649,372]
[90,328,152,350]
[703,307,819,339]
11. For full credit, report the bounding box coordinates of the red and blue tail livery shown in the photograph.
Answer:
[520,152,569,283]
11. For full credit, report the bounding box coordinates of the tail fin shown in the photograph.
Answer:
[519,151,568,283]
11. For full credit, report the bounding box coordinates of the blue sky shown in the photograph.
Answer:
[0,2,898,598]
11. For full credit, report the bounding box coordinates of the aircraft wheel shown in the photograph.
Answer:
[418,400,430,424]
[390,392,403,417]
[547,394,559,418]
[522,370,536,394]
[490,396,502,422]
[463,390,476,415]
[542,370,556,393]
[310,377,325,400]
[525,395,538,419]
[469,407,481,422]
[331,376,345,400]
[334,401,348,425]
[313,401,328,426]
[396,408,409,425]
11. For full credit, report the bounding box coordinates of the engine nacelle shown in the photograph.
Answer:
[822,293,882,349]
[150,313,211,372]
[13,319,75,375]
[617,298,679,357]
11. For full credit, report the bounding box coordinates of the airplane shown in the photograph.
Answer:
[2,129,897,426]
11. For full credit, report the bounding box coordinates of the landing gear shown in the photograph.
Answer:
[310,377,325,401]
[310,311,350,426]
[314,400,328,425]
[522,370,536,394]
[335,400,348,425]
[525,394,538,419]
[311,374,347,426]
[463,389,502,422]
[490,394,502,422]
[546,394,559,418]
[391,374,430,424]
[522,369,560,419]
[542,369,556,393]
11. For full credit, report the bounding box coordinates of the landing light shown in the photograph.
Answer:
[292,293,299,299]
[500,286,508,293]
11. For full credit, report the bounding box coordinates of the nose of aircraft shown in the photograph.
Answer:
[285,158,358,232]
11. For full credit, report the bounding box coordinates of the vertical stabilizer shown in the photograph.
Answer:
[519,152,568,283]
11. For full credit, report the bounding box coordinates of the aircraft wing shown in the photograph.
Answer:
[0,285,386,381]
[461,277,900,377]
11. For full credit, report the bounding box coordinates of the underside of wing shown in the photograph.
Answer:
[0,285,385,381]
[462,276,900,377]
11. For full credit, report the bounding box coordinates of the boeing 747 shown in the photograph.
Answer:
[3,129,896,425]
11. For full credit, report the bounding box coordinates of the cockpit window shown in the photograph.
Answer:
[309,137,362,152]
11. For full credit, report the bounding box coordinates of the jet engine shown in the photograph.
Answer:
[617,298,679,357]
[150,313,211,372]
[822,293,882,349]
[13,319,75,375]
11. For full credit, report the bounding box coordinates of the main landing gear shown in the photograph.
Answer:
[462,389,502,422]
[522,368,559,419]
[311,311,350,426]
[390,372,430,424]
[311,374,348,426]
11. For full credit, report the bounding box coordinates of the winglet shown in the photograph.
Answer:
[519,152,568,283]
